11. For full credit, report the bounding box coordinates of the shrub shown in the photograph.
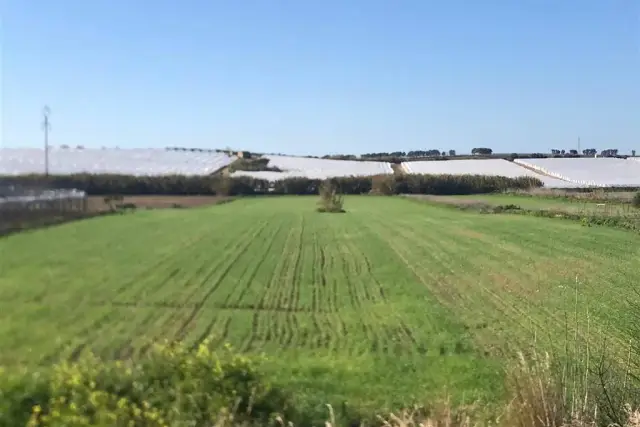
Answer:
[317,179,346,213]
[370,175,397,195]
[0,340,294,427]
[0,173,542,197]
[227,157,281,173]
[633,192,640,209]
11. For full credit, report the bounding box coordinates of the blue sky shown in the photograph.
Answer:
[2,0,639,156]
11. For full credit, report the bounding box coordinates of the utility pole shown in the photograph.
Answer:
[577,136,581,155]
[42,106,51,176]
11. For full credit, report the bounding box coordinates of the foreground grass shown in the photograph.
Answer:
[1,196,639,416]
[2,342,638,427]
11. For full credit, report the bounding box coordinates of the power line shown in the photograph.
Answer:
[42,106,51,176]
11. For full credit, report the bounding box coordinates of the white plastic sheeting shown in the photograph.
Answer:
[263,155,393,177]
[513,158,640,187]
[230,170,371,181]
[0,148,235,176]
[401,159,578,188]
[0,189,86,204]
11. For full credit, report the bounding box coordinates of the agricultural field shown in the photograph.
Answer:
[0,147,234,176]
[514,157,640,187]
[415,193,640,217]
[1,196,639,412]
[401,159,575,188]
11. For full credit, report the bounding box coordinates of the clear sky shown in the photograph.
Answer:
[2,0,639,156]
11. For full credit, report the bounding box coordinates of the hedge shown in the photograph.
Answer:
[0,173,543,196]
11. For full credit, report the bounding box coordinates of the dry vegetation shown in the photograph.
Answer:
[317,179,346,213]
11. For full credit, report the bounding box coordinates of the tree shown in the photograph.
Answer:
[600,149,619,157]
[582,148,597,156]
[632,150,636,157]
[317,179,345,213]
[472,147,493,155]
[569,149,578,155]
[448,150,456,156]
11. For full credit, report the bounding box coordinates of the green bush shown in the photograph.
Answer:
[0,341,294,427]
[632,192,640,209]
[0,173,542,197]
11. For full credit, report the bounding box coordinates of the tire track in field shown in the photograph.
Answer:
[188,314,219,350]
[229,219,285,307]
[42,307,118,363]
[281,312,295,349]
[317,313,335,350]
[113,308,173,359]
[272,223,302,311]
[332,241,360,309]
[318,236,332,312]
[329,226,386,355]
[164,232,243,305]
[122,231,232,304]
[284,216,305,348]
[367,214,570,355]
[190,312,232,350]
[180,220,271,306]
[392,219,561,339]
[369,218,507,354]
[404,214,611,338]
[348,247,376,305]
[325,248,348,345]
[309,233,325,341]
[310,231,319,313]
[246,224,296,351]
[111,232,213,297]
[240,317,258,352]
[339,243,361,309]
[381,219,520,324]
[357,240,389,303]
[173,220,270,341]
[320,230,348,348]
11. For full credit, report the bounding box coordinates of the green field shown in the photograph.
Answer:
[1,196,639,412]
[420,193,639,215]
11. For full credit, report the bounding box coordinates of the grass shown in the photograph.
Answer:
[1,196,639,418]
[427,193,639,215]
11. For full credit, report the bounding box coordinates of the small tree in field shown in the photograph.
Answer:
[317,179,345,213]
[370,174,396,195]
[632,191,640,209]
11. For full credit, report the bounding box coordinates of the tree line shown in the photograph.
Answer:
[1,173,543,197]
[323,147,632,161]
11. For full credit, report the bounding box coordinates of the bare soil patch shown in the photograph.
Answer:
[403,194,496,211]
[87,195,233,212]
[1,196,232,238]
